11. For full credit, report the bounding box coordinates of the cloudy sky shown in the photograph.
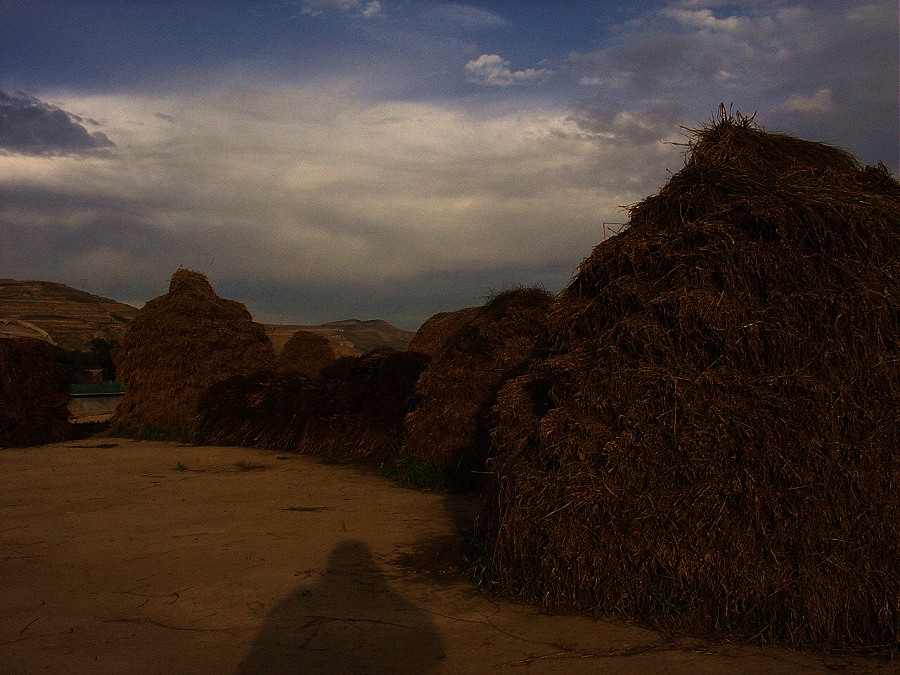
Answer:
[1,0,897,329]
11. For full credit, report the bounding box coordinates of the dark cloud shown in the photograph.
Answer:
[0,88,115,156]
[216,260,576,331]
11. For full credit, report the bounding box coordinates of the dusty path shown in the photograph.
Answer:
[0,441,888,673]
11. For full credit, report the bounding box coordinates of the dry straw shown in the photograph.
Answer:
[403,287,553,486]
[111,269,275,440]
[0,337,72,446]
[298,348,430,461]
[193,348,429,462]
[277,330,336,377]
[479,111,899,650]
[407,306,480,357]
[192,370,318,448]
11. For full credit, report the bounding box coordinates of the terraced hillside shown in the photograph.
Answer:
[0,279,140,351]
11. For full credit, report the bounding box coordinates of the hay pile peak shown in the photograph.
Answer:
[481,112,899,649]
[167,267,219,300]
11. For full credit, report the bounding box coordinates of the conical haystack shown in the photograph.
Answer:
[401,287,553,487]
[111,269,275,440]
[277,330,336,377]
[480,112,899,649]
[0,337,72,446]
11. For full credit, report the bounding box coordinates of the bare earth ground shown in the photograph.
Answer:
[0,441,890,674]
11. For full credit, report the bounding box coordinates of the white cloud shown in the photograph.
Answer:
[659,7,743,31]
[780,88,833,113]
[362,1,381,19]
[465,54,553,86]
[423,3,506,29]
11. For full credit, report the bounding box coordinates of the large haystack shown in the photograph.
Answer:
[0,337,72,446]
[277,330,336,377]
[111,269,275,439]
[479,112,899,649]
[401,288,553,486]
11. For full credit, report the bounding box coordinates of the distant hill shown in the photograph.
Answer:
[265,319,415,357]
[0,279,140,351]
[0,279,414,356]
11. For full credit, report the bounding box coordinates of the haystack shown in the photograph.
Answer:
[277,330,336,377]
[401,287,553,486]
[192,370,317,448]
[193,348,428,461]
[298,348,430,461]
[0,337,72,446]
[479,111,899,649]
[408,306,480,357]
[111,269,275,440]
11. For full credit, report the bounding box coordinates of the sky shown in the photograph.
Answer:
[1,0,897,330]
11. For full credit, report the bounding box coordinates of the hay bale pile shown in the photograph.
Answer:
[277,330,336,377]
[192,370,317,448]
[111,269,275,440]
[296,348,430,461]
[479,112,899,649]
[0,337,72,446]
[193,348,429,461]
[402,288,553,486]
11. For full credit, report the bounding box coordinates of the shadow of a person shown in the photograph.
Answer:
[239,539,445,674]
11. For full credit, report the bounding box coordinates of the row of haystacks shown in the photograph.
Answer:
[110,269,275,440]
[192,348,429,461]
[188,285,552,480]
[401,288,553,486]
[191,371,318,449]
[111,268,428,454]
[0,337,72,447]
[476,111,899,650]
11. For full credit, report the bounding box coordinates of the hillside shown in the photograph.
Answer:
[0,279,140,351]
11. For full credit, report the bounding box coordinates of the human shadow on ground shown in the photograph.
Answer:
[239,539,445,674]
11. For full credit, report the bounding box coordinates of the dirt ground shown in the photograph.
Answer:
[0,440,890,674]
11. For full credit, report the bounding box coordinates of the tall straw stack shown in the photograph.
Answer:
[408,306,480,358]
[479,111,899,650]
[111,269,275,440]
